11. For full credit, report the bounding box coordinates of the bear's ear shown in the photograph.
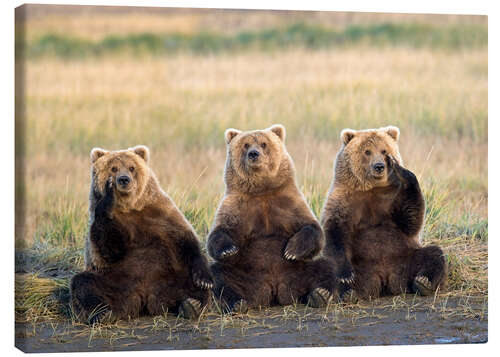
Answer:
[268,124,286,142]
[90,148,108,163]
[384,126,400,141]
[225,128,241,144]
[130,145,150,163]
[340,129,356,145]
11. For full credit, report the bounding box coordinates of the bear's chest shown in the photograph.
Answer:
[240,196,298,238]
[349,189,397,230]
[113,208,170,246]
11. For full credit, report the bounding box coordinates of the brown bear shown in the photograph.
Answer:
[320,126,446,299]
[207,125,339,313]
[71,145,213,323]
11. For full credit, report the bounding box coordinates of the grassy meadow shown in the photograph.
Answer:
[15,6,487,329]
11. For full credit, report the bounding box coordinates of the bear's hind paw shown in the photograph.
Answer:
[413,275,433,296]
[307,287,332,308]
[87,308,112,325]
[178,298,203,320]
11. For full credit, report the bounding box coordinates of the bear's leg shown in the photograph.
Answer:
[279,258,338,308]
[352,268,384,300]
[71,271,141,324]
[146,276,211,319]
[210,263,250,314]
[386,259,412,296]
[409,246,446,296]
[70,272,109,324]
[306,258,341,308]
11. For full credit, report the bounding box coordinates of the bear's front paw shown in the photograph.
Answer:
[283,241,304,261]
[192,263,214,290]
[387,155,417,187]
[95,177,115,218]
[215,243,239,260]
[338,264,355,285]
[284,230,319,261]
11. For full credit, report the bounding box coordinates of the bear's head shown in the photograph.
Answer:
[334,126,403,191]
[90,145,152,211]
[223,124,295,194]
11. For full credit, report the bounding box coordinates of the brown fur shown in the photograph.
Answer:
[208,125,339,312]
[321,126,446,298]
[72,146,213,323]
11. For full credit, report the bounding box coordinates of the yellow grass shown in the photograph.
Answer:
[20,48,487,246]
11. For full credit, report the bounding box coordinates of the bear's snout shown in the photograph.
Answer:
[247,149,260,162]
[117,175,131,187]
[373,162,385,174]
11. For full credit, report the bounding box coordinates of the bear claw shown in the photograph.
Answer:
[339,273,355,285]
[220,246,238,258]
[195,279,213,290]
[307,287,332,308]
[413,275,433,296]
[339,277,355,285]
[178,298,203,319]
[284,251,297,261]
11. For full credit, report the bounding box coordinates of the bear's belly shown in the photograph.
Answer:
[351,224,415,263]
[117,243,186,280]
[221,235,295,276]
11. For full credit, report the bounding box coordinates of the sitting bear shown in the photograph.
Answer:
[321,126,446,299]
[71,145,213,323]
[207,125,339,313]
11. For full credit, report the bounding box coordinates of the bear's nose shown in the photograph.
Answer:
[373,163,385,173]
[117,175,131,186]
[248,149,260,161]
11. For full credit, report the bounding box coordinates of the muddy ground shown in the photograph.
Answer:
[15,295,487,352]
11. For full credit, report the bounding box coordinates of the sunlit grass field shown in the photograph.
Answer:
[15,6,487,325]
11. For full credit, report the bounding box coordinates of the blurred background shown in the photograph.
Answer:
[15,5,487,293]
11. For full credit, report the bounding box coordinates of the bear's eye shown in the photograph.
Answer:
[260,142,267,149]
[381,150,387,155]
[111,166,118,173]
[129,167,134,172]
[244,143,250,149]
[365,150,371,156]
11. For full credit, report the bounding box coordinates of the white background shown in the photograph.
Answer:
[1,0,495,356]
